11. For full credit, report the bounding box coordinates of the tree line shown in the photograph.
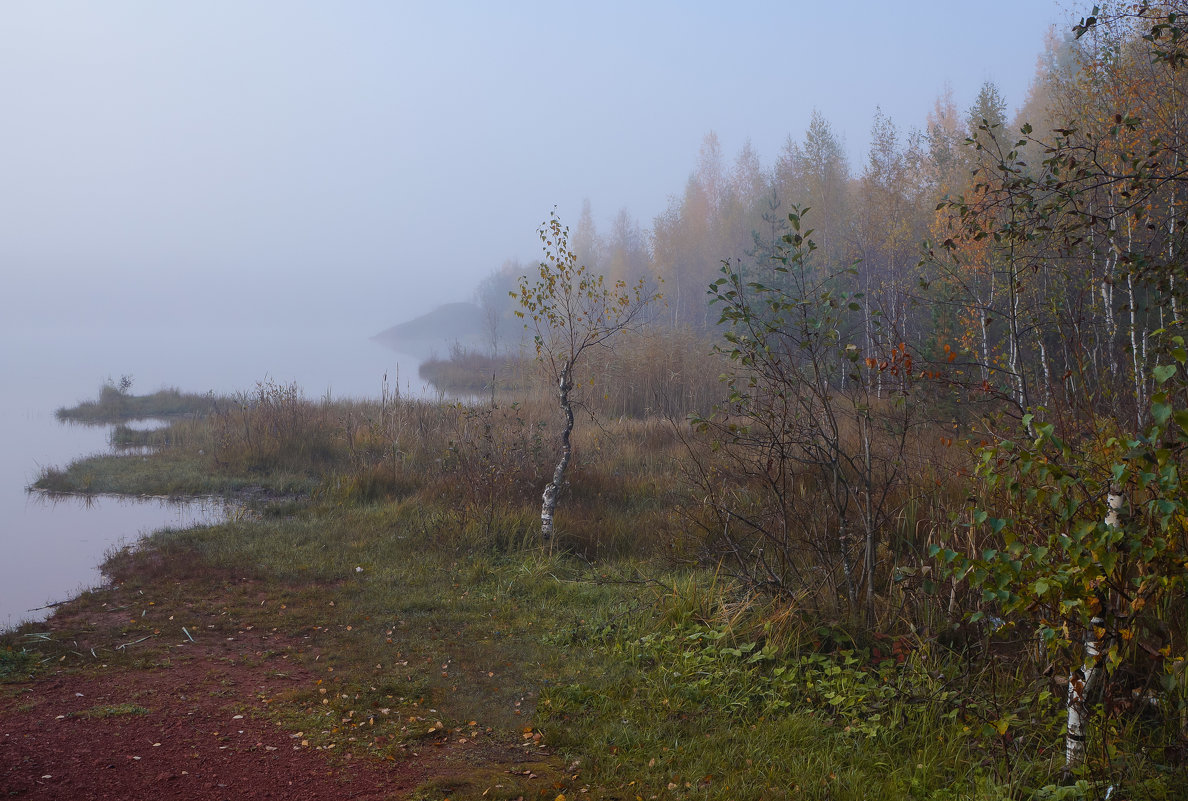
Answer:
[490,2,1188,782]
[479,3,1184,441]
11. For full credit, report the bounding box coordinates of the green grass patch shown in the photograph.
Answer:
[0,646,39,682]
[70,703,150,719]
[32,450,317,498]
[539,616,1043,799]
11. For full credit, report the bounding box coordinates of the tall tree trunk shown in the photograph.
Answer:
[978,273,995,384]
[1122,218,1147,428]
[1128,272,1146,429]
[1007,249,1027,409]
[1038,339,1052,406]
[540,364,575,547]
[862,413,876,628]
[1173,106,1181,326]
[1104,200,1120,380]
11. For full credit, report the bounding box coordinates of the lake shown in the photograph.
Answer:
[0,323,429,631]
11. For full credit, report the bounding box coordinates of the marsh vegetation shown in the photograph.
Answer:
[12,321,1185,800]
[55,376,222,425]
[10,5,1188,797]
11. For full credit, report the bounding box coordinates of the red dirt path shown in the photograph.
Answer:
[1,592,552,800]
[1,630,426,800]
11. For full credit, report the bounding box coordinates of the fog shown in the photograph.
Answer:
[1,0,1068,344]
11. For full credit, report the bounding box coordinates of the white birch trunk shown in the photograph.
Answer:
[1065,615,1105,774]
[540,364,575,546]
[1065,488,1122,774]
[979,273,995,385]
[1173,107,1180,326]
[1104,201,1120,379]
[1101,274,1116,370]
[1007,253,1025,409]
[1038,339,1052,406]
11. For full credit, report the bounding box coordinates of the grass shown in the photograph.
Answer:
[11,528,1181,798]
[70,703,150,719]
[0,646,39,682]
[22,499,1148,799]
[70,505,616,795]
[33,450,318,499]
[11,376,1188,799]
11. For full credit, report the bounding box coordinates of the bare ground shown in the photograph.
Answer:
[1,581,563,800]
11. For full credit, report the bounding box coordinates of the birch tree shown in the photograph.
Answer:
[515,210,659,545]
[930,5,1188,778]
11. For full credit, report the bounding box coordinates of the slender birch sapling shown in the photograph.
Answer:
[515,210,658,545]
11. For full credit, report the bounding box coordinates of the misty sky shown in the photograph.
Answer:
[1,1,1074,338]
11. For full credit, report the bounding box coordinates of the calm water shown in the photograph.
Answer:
[0,323,429,631]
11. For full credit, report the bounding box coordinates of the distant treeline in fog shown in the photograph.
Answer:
[472,17,1184,431]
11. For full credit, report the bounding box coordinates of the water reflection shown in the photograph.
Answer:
[2,423,235,632]
[26,488,236,524]
[116,418,171,431]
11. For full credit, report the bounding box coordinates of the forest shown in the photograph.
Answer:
[6,3,1188,799]
[428,1,1188,792]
